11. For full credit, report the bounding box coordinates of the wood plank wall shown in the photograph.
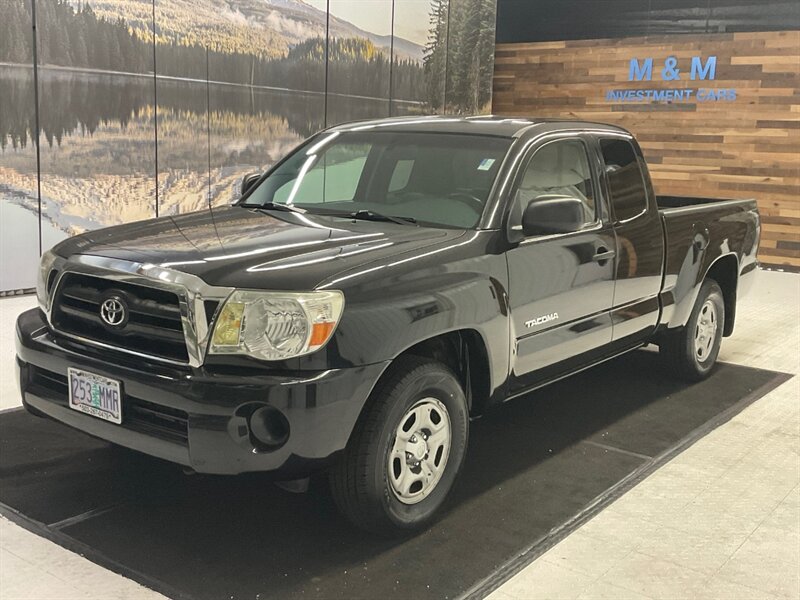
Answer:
[492,31,800,269]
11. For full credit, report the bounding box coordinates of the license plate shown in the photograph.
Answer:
[68,368,122,424]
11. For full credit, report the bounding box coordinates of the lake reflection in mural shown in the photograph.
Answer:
[0,67,406,235]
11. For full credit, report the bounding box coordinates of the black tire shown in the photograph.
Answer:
[660,278,725,382]
[329,356,469,534]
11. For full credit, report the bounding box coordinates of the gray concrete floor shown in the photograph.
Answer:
[489,269,800,600]
[1,269,798,600]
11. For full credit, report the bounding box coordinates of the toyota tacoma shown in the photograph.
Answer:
[16,116,760,533]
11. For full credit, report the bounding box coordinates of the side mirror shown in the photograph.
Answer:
[240,172,261,197]
[522,195,586,237]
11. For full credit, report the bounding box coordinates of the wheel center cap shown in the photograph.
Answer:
[407,435,427,461]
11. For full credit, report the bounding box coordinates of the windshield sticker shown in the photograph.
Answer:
[477,158,496,171]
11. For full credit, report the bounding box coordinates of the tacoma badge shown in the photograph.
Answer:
[525,313,559,328]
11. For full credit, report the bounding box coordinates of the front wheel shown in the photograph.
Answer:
[660,278,725,382]
[329,356,469,534]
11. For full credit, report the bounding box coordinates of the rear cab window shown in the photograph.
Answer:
[599,138,649,222]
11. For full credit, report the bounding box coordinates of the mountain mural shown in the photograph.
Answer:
[1,0,497,292]
[67,0,424,61]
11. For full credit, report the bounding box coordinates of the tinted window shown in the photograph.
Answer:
[273,143,370,204]
[244,132,512,229]
[515,139,596,227]
[600,138,648,222]
[388,159,414,192]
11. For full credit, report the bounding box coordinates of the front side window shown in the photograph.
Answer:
[600,138,648,222]
[242,131,512,229]
[513,138,596,228]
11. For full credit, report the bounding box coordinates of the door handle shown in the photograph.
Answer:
[592,248,616,263]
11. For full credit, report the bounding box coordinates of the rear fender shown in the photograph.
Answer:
[661,251,738,333]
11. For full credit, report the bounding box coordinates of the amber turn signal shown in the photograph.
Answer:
[309,321,335,349]
[211,301,244,346]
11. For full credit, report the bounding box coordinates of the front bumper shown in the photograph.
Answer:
[15,308,389,476]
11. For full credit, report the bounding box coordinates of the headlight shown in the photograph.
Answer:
[36,250,59,309]
[209,290,344,361]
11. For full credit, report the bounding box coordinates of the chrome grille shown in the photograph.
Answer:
[52,273,189,363]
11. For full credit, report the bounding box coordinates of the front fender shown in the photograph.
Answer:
[334,270,509,395]
[321,233,511,402]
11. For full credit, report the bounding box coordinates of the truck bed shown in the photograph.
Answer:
[657,194,760,332]
[656,195,757,211]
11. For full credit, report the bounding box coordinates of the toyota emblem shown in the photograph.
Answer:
[100,296,128,328]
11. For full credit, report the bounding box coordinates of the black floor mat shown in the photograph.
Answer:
[0,351,790,600]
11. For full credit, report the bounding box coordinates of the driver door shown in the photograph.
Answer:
[506,135,617,392]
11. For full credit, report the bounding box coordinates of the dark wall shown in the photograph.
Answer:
[496,0,800,43]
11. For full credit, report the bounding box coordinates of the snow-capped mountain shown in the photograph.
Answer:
[262,0,424,60]
[74,0,424,61]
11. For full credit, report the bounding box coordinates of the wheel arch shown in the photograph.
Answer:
[355,328,494,423]
[661,250,740,336]
[398,329,492,415]
[704,253,739,337]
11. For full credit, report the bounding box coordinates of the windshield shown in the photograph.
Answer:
[240,131,512,228]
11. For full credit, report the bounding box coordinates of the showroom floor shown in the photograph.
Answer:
[0,269,798,600]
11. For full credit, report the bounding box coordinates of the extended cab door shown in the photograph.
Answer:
[597,136,665,343]
[506,135,616,393]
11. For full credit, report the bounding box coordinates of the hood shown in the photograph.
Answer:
[56,206,465,290]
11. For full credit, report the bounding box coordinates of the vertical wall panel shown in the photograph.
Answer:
[206,10,325,207]
[35,0,157,250]
[326,0,393,124]
[0,0,39,291]
[154,0,211,217]
[444,0,497,114]
[391,0,436,116]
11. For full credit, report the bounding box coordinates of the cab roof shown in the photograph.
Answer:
[329,115,630,138]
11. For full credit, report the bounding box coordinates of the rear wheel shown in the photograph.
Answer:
[329,356,469,534]
[660,279,725,381]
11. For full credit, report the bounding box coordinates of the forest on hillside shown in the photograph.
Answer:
[424,0,497,113]
[0,0,425,101]
[0,70,328,152]
[1,0,495,112]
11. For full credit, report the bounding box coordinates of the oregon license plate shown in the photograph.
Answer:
[68,368,122,424]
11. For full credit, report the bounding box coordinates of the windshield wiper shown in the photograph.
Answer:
[245,204,415,225]
[242,202,305,214]
[349,209,417,226]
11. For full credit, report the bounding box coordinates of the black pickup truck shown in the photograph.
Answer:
[16,117,759,533]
